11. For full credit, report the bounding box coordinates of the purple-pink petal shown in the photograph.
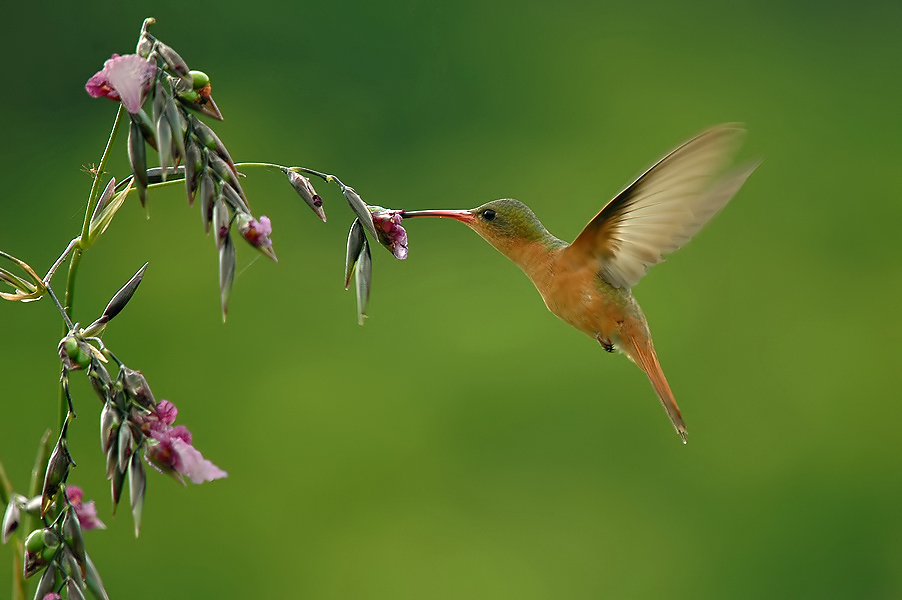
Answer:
[371,209,409,259]
[171,438,227,484]
[238,214,273,249]
[155,399,178,425]
[65,486,106,531]
[85,54,157,113]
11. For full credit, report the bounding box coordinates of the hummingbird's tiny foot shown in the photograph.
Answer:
[595,333,614,353]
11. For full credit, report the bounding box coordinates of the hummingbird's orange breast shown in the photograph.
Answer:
[519,247,638,343]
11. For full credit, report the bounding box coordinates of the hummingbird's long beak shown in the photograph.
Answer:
[402,209,476,224]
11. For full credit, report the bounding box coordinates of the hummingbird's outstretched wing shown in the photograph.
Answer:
[567,124,758,289]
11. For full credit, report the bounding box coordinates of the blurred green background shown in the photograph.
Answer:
[2,0,900,598]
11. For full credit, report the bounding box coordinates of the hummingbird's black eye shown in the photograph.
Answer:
[482,209,496,221]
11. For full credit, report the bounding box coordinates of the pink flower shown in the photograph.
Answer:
[235,213,277,262]
[85,54,157,113]
[371,208,408,259]
[65,486,106,531]
[135,400,227,484]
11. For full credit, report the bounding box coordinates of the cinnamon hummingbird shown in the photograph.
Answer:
[403,124,759,443]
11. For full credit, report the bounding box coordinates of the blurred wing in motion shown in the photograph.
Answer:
[567,124,759,289]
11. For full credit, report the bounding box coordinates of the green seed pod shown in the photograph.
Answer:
[190,70,210,89]
[63,337,78,359]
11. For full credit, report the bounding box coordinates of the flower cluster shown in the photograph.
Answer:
[85,19,277,319]
[134,400,227,484]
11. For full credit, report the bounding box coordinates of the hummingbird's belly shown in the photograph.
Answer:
[536,262,632,341]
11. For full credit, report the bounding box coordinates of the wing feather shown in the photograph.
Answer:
[567,124,758,289]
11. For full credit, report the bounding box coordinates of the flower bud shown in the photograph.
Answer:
[117,422,133,474]
[219,230,236,321]
[1,493,25,544]
[110,464,125,514]
[120,366,155,408]
[24,528,59,578]
[62,508,86,568]
[85,552,110,600]
[235,213,277,262]
[283,169,326,222]
[41,436,72,516]
[68,576,88,600]
[370,207,408,260]
[355,239,372,326]
[99,263,147,324]
[128,119,149,207]
[34,561,58,600]
[128,453,146,538]
[100,402,119,455]
[345,219,365,290]
[342,186,378,239]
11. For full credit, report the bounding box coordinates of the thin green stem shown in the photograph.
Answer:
[0,458,10,505]
[46,285,74,332]
[235,162,349,189]
[57,105,125,430]
[81,105,126,244]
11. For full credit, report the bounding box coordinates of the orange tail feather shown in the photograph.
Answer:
[622,332,687,443]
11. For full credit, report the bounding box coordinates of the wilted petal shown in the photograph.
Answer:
[85,54,157,113]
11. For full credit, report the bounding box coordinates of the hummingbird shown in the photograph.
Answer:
[403,124,759,443]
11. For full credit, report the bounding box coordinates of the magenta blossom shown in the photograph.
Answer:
[65,486,106,531]
[85,54,157,113]
[42,594,61,600]
[370,208,408,259]
[236,213,277,261]
[135,400,227,484]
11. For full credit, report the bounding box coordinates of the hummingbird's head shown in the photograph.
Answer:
[404,199,555,260]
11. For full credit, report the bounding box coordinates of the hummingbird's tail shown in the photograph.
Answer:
[621,332,688,443]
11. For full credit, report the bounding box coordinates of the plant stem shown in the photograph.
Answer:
[81,105,126,244]
[57,105,125,431]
